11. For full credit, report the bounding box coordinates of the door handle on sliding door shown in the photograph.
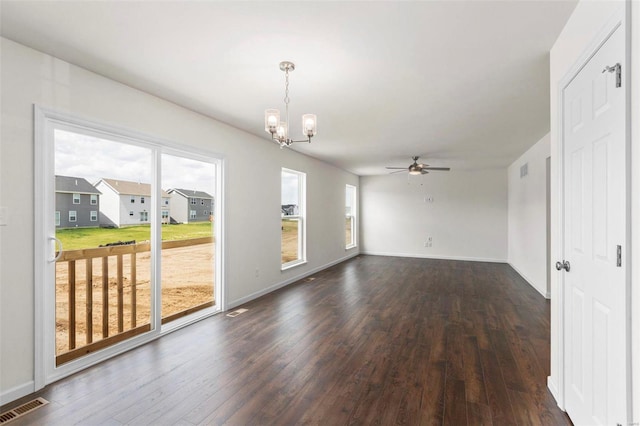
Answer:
[48,236,63,262]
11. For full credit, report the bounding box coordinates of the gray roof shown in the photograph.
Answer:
[168,188,213,199]
[56,175,101,194]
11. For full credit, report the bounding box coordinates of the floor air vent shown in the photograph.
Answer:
[226,308,248,318]
[0,397,49,424]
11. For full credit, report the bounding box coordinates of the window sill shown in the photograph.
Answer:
[281,259,307,271]
[345,244,357,250]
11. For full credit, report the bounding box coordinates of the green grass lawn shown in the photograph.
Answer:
[56,222,213,250]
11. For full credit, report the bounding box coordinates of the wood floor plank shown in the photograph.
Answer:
[2,256,571,426]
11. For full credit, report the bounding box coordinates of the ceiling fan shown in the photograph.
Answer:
[386,156,451,175]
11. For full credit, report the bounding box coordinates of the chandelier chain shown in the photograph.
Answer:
[284,69,290,106]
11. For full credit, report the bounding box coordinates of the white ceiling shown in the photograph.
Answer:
[1,0,577,175]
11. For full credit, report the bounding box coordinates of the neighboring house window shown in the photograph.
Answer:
[201,199,205,205]
[141,197,145,204]
[203,210,208,216]
[90,194,98,205]
[69,211,77,222]
[131,196,135,203]
[165,200,169,205]
[55,211,60,226]
[190,198,196,205]
[90,211,98,222]
[140,211,148,222]
[345,184,357,249]
[72,193,81,204]
[281,168,306,268]
[162,211,169,220]
[190,210,196,219]
[129,211,134,216]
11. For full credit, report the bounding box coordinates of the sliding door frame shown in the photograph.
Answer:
[34,106,225,390]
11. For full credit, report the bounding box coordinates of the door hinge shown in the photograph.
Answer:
[617,245,622,267]
[603,63,622,88]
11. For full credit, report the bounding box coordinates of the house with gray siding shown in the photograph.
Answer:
[55,175,101,228]
[167,188,214,223]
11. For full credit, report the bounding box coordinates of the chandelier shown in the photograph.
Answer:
[264,61,317,148]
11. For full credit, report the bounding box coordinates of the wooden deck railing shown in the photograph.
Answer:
[55,236,214,366]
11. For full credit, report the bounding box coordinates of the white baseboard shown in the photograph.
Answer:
[360,251,506,264]
[226,252,360,310]
[508,263,550,299]
[0,381,34,407]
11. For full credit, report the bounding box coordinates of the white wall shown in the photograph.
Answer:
[360,169,507,262]
[0,38,359,403]
[507,133,550,298]
[548,0,638,420]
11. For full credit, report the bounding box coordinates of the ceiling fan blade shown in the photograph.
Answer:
[385,167,407,169]
[422,167,450,171]
[389,170,406,174]
[420,170,430,174]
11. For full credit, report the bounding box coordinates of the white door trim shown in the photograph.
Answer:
[552,5,631,421]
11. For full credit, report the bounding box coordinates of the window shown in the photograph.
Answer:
[190,198,197,205]
[141,197,145,204]
[90,194,97,205]
[140,211,148,222]
[130,196,135,203]
[281,168,306,268]
[90,211,98,222]
[161,211,169,219]
[129,211,134,216]
[190,210,196,219]
[201,199,205,205]
[69,210,77,222]
[165,199,169,205]
[55,211,60,226]
[72,193,80,204]
[345,185,357,249]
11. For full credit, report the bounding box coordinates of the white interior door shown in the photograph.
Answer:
[561,23,627,425]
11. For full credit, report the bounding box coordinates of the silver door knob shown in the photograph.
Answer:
[555,260,570,272]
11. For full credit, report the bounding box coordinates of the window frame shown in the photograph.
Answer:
[72,193,80,204]
[90,210,98,222]
[281,168,306,270]
[68,210,77,222]
[90,194,98,205]
[345,184,357,249]
[55,211,60,226]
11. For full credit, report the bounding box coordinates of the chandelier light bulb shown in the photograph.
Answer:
[265,109,280,134]
[302,114,317,137]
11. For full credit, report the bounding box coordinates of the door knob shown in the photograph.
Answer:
[555,260,570,272]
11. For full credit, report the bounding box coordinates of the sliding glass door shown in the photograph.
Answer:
[35,108,223,387]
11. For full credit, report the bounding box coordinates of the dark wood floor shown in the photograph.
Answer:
[5,255,571,425]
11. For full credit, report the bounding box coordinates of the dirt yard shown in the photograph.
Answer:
[55,243,214,354]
